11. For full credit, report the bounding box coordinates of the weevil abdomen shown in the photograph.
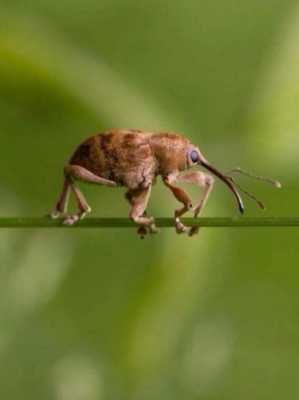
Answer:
[69,129,157,189]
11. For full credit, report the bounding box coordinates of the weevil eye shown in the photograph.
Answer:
[190,150,199,163]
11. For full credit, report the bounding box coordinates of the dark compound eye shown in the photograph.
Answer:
[190,150,199,163]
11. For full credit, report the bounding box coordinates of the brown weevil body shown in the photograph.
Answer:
[50,129,281,237]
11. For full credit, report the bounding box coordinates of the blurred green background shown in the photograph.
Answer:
[0,0,299,398]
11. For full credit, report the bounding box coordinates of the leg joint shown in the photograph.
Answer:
[205,174,214,187]
[63,165,73,179]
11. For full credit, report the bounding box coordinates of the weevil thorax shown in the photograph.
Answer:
[150,132,202,176]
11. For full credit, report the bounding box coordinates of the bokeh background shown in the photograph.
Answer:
[0,0,299,398]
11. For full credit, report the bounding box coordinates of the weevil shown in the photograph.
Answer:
[50,129,281,237]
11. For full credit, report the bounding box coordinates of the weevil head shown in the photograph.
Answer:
[187,144,245,214]
[186,145,205,168]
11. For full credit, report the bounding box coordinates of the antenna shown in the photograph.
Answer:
[225,167,281,210]
[227,167,282,188]
[226,176,265,210]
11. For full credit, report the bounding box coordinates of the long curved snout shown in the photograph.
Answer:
[199,159,245,214]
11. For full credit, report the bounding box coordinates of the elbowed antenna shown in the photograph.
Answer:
[224,167,282,210]
[227,167,282,189]
[199,159,245,214]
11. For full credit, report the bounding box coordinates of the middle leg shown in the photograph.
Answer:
[126,185,158,238]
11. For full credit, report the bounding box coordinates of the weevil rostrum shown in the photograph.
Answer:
[50,129,281,237]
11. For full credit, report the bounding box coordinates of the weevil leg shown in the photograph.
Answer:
[50,164,117,225]
[62,183,92,225]
[126,185,158,238]
[135,210,148,238]
[50,179,71,219]
[163,173,193,234]
[178,171,214,216]
[177,171,214,236]
[64,165,117,187]
[63,164,118,225]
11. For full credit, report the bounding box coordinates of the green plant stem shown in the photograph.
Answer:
[0,217,297,228]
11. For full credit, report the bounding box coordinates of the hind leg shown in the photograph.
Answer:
[50,179,71,219]
[62,183,92,225]
[50,164,117,225]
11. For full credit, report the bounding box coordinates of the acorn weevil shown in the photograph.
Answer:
[50,129,281,237]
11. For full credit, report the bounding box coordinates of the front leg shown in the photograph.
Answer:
[163,173,193,234]
[177,170,214,236]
